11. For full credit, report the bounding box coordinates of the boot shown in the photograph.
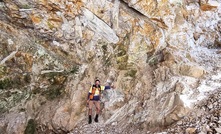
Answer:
[94,114,99,122]
[88,115,92,124]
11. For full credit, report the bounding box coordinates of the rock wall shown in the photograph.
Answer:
[0,0,221,133]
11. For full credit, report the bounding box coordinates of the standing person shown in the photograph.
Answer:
[87,79,112,124]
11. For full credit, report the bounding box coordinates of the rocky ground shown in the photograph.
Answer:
[164,88,221,134]
[68,88,221,134]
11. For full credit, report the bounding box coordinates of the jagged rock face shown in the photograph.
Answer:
[0,0,221,133]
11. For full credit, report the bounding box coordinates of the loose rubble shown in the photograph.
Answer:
[161,88,221,134]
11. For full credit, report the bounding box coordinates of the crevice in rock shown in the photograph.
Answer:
[117,0,167,54]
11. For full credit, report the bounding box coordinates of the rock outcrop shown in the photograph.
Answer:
[0,0,220,133]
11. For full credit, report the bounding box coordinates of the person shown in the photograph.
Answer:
[87,79,112,124]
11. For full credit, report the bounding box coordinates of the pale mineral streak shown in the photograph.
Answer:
[81,8,119,44]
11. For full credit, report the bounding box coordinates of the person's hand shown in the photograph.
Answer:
[111,85,115,89]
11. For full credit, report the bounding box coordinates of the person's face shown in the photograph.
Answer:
[95,81,100,85]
